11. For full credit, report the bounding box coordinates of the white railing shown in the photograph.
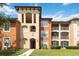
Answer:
[61,36,69,39]
[52,36,59,39]
[52,27,59,30]
[61,27,69,30]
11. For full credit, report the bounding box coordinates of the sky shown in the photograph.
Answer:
[1,3,79,21]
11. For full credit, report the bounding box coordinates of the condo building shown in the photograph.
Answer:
[0,6,79,49]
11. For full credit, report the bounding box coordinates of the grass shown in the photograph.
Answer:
[31,49,79,56]
[0,49,28,56]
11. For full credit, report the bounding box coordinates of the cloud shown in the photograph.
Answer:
[34,3,39,6]
[62,3,71,6]
[43,11,65,21]
[0,5,17,18]
[42,11,79,21]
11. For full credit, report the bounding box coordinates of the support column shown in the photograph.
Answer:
[24,13,26,23]
[59,24,61,46]
[32,13,34,24]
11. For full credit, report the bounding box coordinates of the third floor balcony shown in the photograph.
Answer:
[61,24,69,30]
[52,24,59,30]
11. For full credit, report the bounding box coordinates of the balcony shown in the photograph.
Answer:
[61,32,69,39]
[52,32,59,40]
[52,24,59,30]
[61,24,69,30]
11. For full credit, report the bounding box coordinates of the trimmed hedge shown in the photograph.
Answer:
[66,46,79,49]
[51,46,61,49]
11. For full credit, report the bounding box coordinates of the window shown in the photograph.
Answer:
[34,14,36,23]
[41,21,48,27]
[52,41,59,47]
[4,37,10,47]
[22,14,24,23]
[77,41,79,46]
[30,26,36,32]
[26,13,32,23]
[3,23,10,31]
[41,30,48,36]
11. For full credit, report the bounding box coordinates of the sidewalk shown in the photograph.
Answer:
[19,49,34,56]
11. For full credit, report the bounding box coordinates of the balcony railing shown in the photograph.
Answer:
[52,27,59,30]
[31,29,36,32]
[61,36,69,39]
[61,27,69,30]
[52,36,59,39]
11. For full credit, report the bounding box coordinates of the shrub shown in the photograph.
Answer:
[51,46,61,49]
[66,46,79,49]
[41,44,47,49]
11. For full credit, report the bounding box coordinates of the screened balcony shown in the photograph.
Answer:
[61,24,69,30]
[52,24,59,30]
[52,32,59,40]
[61,32,69,39]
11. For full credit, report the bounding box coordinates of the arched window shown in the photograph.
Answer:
[26,13,32,23]
[30,26,36,32]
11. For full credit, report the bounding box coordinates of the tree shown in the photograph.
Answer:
[0,3,9,28]
[0,3,7,7]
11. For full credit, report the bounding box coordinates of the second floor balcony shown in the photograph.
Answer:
[61,32,69,39]
[52,32,59,40]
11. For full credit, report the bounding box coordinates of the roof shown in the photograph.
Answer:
[52,18,79,23]
[41,18,52,21]
[69,18,79,21]
[15,6,41,8]
[15,6,41,11]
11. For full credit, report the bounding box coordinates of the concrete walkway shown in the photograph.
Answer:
[19,49,34,56]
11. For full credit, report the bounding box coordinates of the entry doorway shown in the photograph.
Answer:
[30,38,36,49]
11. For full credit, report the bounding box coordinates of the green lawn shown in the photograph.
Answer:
[0,49,28,56]
[31,49,79,56]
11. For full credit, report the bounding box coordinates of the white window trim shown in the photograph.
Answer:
[3,37,11,48]
[3,23,11,32]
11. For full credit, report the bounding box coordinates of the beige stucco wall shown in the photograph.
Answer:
[70,20,79,46]
[18,9,40,49]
